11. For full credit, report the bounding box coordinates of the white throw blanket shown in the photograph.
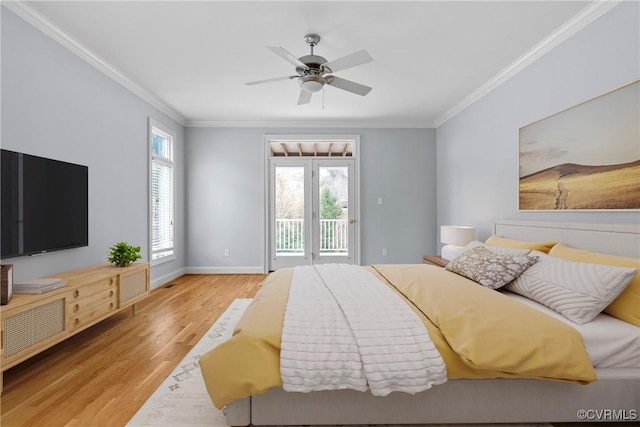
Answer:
[280,264,447,396]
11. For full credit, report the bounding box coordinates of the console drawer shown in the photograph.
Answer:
[67,287,116,317]
[69,299,117,330]
[68,277,116,302]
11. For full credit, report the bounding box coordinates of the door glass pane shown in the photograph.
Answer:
[318,166,348,256]
[275,167,305,256]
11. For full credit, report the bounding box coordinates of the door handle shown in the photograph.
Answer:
[349,219,356,224]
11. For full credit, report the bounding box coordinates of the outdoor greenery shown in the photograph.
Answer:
[275,168,304,219]
[274,166,348,254]
[320,185,343,219]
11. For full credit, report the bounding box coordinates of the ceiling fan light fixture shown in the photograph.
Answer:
[246,34,373,104]
[299,74,325,93]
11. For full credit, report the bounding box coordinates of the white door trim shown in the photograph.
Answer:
[263,134,361,272]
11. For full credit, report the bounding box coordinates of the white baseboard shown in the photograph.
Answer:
[150,266,266,290]
[150,267,187,290]
[185,266,266,275]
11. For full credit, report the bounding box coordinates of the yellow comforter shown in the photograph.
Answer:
[200,264,596,409]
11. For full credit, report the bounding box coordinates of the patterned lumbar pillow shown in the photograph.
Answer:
[446,246,539,290]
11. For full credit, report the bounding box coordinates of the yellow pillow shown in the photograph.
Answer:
[548,243,640,327]
[485,235,557,254]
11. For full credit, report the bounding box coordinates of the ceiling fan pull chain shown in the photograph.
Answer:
[322,86,325,109]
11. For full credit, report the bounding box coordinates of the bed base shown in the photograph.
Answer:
[225,369,639,425]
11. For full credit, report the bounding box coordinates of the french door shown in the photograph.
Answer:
[268,158,356,270]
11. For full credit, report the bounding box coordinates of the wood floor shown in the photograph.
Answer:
[0,273,265,427]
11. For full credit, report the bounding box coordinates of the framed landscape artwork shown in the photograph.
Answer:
[519,80,639,211]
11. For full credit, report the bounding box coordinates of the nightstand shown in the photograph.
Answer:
[422,255,449,268]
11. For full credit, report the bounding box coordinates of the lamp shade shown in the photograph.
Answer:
[440,226,476,246]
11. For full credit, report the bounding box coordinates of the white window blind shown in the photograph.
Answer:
[150,120,175,263]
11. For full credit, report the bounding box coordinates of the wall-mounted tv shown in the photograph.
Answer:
[1,149,88,259]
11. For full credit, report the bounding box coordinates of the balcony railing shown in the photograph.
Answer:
[275,219,348,255]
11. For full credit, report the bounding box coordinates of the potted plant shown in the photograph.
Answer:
[108,242,142,267]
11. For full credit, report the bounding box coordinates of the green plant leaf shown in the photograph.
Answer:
[108,241,142,267]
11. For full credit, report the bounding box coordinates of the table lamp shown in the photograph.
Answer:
[440,226,476,260]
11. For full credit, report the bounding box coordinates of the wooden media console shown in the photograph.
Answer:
[0,262,150,393]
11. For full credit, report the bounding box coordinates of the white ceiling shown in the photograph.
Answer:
[18,1,596,127]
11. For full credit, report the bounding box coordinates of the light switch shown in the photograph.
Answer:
[377,197,383,205]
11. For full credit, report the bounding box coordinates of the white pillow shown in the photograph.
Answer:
[505,251,638,325]
[485,244,531,257]
[443,240,531,260]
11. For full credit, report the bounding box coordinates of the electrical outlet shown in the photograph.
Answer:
[382,248,388,256]
[224,249,230,257]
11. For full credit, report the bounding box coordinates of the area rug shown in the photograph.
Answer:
[126,298,252,427]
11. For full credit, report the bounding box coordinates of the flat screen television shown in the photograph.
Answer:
[1,149,88,258]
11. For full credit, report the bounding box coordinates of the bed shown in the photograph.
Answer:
[200,220,640,425]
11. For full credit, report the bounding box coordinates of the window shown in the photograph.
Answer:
[149,119,176,264]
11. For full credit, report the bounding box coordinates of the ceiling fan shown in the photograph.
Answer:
[245,34,373,105]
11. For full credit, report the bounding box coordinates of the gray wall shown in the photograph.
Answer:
[185,127,436,270]
[5,2,636,281]
[437,1,640,244]
[1,8,186,286]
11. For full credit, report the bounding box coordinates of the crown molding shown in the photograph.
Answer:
[185,119,436,129]
[3,1,187,126]
[434,0,623,127]
[6,0,617,130]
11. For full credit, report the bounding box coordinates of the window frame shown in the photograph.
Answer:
[149,118,177,266]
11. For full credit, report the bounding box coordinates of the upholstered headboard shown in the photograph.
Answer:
[494,220,640,258]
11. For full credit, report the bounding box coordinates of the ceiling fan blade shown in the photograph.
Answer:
[322,49,372,73]
[267,46,308,69]
[245,75,297,86]
[326,76,372,96]
[297,89,312,105]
